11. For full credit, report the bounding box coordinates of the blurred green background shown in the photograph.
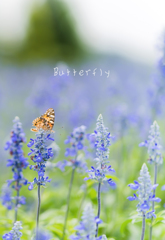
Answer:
[0,0,165,239]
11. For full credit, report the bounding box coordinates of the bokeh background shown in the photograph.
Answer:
[1,0,165,239]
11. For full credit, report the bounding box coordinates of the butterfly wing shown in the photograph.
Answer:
[40,108,55,131]
[31,108,55,132]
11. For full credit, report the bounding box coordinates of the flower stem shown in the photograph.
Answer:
[14,181,19,223]
[62,167,75,240]
[78,184,87,221]
[141,214,146,240]
[149,163,157,240]
[36,176,41,240]
[95,182,101,237]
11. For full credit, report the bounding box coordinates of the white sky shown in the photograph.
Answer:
[0,0,165,63]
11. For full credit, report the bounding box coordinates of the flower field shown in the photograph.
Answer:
[0,1,165,239]
[0,53,165,240]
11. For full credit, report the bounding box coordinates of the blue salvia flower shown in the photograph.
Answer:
[56,125,87,172]
[27,129,54,190]
[28,129,54,238]
[139,121,163,165]
[3,221,23,239]
[127,163,161,218]
[139,121,163,239]
[4,117,28,218]
[1,184,14,210]
[85,115,115,238]
[64,125,86,155]
[70,204,104,240]
[85,114,116,187]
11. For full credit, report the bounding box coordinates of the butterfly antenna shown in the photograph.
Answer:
[54,126,64,135]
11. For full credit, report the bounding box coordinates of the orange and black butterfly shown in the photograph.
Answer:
[31,108,55,132]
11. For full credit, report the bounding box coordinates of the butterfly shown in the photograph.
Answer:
[31,108,55,132]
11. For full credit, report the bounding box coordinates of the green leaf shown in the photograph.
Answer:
[120,219,132,234]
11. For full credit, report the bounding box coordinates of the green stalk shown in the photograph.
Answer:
[141,214,146,240]
[62,167,75,240]
[36,176,41,240]
[14,180,20,223]
[95,182,101,237]
[149,163,157,240]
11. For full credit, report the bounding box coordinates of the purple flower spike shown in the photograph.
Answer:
[3,221,23,239]
[57,125,87,172]
[27,129,54,190]
[2,117,28,211]
[1,184,14,210]
[85,115,116,186]
[139,121,163,165]
[128,163,161,218]
[70,204,104,239]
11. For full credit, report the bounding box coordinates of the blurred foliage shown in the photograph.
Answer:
[0,0,86,64]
